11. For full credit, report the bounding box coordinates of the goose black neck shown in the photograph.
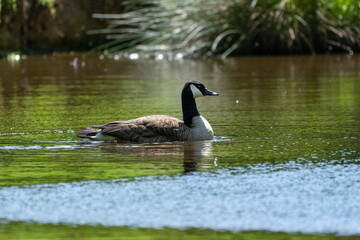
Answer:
[182,94,199,128]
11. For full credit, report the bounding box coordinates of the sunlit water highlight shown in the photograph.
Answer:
[1,159,359,235]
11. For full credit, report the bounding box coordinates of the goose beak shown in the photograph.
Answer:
[205,88,219,96]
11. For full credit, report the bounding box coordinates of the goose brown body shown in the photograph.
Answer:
[77,81,218,143]
[78,115,189,142]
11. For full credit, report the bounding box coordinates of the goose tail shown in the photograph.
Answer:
[77,127,100,138]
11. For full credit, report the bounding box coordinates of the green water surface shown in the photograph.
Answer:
[0,53,359,239]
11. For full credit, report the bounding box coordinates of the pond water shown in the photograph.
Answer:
[0,53,359,239]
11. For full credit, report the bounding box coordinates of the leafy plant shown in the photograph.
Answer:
[89,0,360,57]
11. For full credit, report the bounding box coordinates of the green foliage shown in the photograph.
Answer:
[0,0,56,55]
[0,0,53,10]
[90,0,360,57]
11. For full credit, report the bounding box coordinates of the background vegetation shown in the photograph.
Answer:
[92,0,360,57]
[0,0,123,57]
[1,0,360,57]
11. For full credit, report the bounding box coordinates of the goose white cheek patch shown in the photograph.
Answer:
[190,84,203,98]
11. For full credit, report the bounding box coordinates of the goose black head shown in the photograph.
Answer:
[181,81,219,127]
[182,81,219,99]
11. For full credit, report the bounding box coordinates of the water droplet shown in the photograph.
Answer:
[176,53,183,59]
[129,53,139,60]
[155,53,164,61]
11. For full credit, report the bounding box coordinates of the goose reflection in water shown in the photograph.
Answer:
[183,141,213,172]
[97,140,214,173]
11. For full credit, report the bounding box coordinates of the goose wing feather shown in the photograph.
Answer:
[98,115,189,142]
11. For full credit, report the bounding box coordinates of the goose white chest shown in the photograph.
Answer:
[187,115,214,140]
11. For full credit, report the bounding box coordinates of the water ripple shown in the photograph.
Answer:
[0,159,360,235]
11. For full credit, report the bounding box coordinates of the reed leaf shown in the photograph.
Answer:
[212,30,242,52]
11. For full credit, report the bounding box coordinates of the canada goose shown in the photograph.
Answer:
[77,81,219,142]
